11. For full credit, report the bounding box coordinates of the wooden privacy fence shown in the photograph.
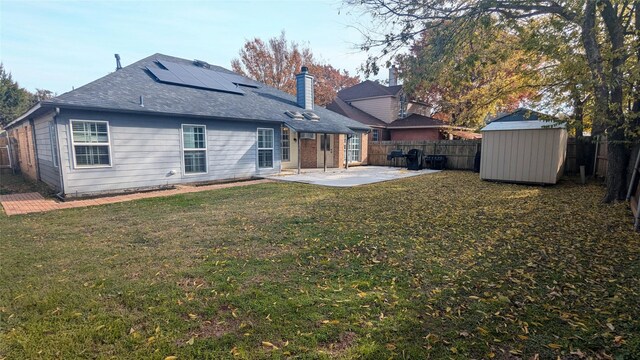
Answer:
[0,133,19,174]
[368,140,481,170]
[369,136,608,174]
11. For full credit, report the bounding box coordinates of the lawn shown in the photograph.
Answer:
[0,171,638,359]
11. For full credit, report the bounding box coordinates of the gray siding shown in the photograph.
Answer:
[57,109,281,197]
[33,112,62,191]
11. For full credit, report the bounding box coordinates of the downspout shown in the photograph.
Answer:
[29,118,41,181]
[53,108,65,199]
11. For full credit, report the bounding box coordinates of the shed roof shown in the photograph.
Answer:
[7,53,369,135]
[482,120,566,132]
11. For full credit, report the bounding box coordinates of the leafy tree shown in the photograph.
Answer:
[397,21,541,128]
[347,0,640,203]
[0,64,33,127]
[33,88,54,103]
[231,31,359,106]
[0,65,55,128]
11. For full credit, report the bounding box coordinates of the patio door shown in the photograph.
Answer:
[317,134,334,168]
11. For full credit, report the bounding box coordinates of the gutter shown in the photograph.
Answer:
[387,125,474,131]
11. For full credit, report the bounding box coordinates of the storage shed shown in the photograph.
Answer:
[480,109,567,185]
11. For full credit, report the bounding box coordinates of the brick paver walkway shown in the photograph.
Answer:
[0,179,272,216]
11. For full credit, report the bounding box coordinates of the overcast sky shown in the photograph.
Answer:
[1,0,383,95]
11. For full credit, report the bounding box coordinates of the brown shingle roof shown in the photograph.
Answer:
[326,98,388,127]
[337,80,403,101]
[387,114,449,128]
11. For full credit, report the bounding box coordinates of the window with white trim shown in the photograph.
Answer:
[182,124,207,174]
[49,122,59,168]
[70,120,111,167]
[258,128,274,168]
[345,134,361,163]
[282,127,290,162]
[372,129,379,142]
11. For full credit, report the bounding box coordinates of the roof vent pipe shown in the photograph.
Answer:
[389,65,398,86]
[296,66,314,110]
[115,54,122,71]
[139,95,144,107]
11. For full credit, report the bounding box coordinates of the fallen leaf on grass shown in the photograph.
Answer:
[262,341,279,350]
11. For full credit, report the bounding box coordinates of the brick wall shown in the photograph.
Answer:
[300,137,317,168]
[334,134,345,168]
[8,123,38,180]
[361,133,369,164]
[390,128,444,141]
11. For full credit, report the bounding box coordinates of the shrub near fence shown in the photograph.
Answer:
[368,140,482,170]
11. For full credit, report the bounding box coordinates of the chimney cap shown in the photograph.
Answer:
[300,66,308,73]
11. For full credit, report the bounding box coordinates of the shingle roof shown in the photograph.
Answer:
[387,114,449,128]
[489,108,552,123]
[326,97,388,127]
[13,53,369,134]
[336,80,403,101]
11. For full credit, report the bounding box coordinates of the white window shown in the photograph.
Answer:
[258,128,274,168]
[49,122,59,168]
[282,127,290,162]
[182,124,207,174]
[70,120,111,167]
[345,134,361,163]
[372,129,379,142]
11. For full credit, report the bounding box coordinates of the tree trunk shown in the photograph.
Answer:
[600,0,630,202]
[604,128,629,202]
[580,0,609,136]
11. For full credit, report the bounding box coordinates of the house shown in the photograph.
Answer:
[5,53,370,198]
[327,66,480,142]
[480,108,567,185]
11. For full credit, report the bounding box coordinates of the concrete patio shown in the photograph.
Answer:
[266,166,440,187]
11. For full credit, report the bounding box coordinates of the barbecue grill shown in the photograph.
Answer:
[386,149,424,170]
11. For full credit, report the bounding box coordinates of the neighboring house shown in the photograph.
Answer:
[5,53,369,198]
[327,67,480,142]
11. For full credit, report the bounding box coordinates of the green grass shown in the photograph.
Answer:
[1,171,639,359]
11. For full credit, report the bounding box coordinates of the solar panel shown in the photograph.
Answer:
[146,66,182,83]
[217,72,260,88]
[151,60,244,95]
[158,60,207,88]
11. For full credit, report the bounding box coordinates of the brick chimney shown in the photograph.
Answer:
[296,66,314,110]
